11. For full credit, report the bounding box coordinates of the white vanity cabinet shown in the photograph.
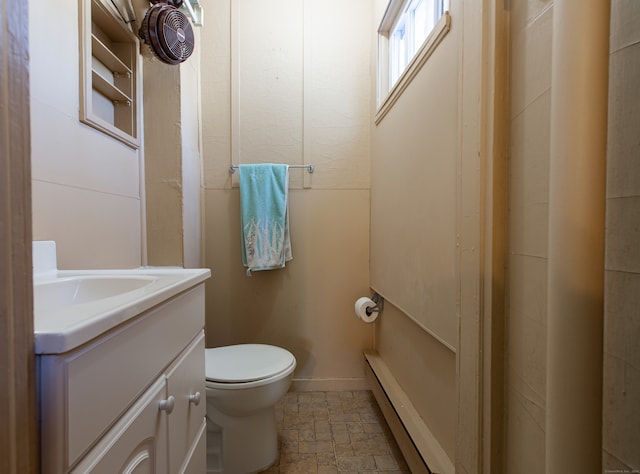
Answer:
[71,376,169,473]
[37,284,207,473]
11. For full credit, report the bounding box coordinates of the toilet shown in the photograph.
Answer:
[204,344,296,474]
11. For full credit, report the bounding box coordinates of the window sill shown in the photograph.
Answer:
[375,12,451,125]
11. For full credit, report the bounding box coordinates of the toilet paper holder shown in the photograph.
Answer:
[367,292,384,315]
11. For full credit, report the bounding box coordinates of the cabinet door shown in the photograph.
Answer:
[71,377,169,474]
[165,331,206,473]
[180,423,207,474]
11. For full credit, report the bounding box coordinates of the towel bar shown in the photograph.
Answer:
[229,164,314,174]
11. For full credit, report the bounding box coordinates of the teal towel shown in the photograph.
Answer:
[239,164,292,273]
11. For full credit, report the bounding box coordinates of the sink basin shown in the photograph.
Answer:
[34,269,210,354]
[34,276,158,313]
[33,241,211,354]
[32,241,211,355]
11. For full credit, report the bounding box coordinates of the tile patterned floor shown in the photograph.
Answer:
[260,390,410,474]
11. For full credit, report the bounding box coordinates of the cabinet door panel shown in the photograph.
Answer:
[121,441,153,474]
[71,377,168,474]
[165,331,206,473]
[65,287,203,466]
[180,422,207,474]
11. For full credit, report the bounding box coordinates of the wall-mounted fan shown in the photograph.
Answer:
[139,1,195,65]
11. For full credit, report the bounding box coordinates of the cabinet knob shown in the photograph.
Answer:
[189,391,202,406]
[159,395,175,414]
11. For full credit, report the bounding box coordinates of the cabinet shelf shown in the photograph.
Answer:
[91,34,132,76]
[91,69,132,104]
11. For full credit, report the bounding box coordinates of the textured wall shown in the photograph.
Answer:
[506,2,640,472]
[143,56,183,266]
[370,17,459,350]
[603,1,640,470]
[505,1,553,472]
[370,0,464,464]
[29,0,142,268]
[200,0,374,387]
[142,33,204,269]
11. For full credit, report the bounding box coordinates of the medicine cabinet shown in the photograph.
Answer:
[80,0,140,148]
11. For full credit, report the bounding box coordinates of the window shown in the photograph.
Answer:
[389,0,446,86]
[376,0,450,123]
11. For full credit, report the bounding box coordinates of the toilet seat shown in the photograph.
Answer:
[205,344,295,384]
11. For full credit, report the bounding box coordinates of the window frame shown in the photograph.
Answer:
[79,0,141,148]
[376,0,451,124]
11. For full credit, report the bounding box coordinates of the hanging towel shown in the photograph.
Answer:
[239,164,292,273]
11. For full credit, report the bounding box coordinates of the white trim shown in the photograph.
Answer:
[365,352,454,474]
[378,0,406,33]
[230,0,240,188]
[302,0,313,189]
[364,358,429,474]
[79,0,140,148]
[180,0,203,26]
[137,50,147,266]
[371,287,457,353]
[375,11,451,125]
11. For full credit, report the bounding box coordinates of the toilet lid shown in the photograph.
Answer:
[205,344,295,383]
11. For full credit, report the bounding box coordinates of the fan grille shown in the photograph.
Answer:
[160,9,195,62]
[140,3,194,65]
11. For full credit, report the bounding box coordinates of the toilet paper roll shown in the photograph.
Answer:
[354,297,379,323]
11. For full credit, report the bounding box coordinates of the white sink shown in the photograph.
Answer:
[34,276,158,312]
[33,242,211,354]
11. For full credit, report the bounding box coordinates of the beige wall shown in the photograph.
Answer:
[26,0,640,469]
[370,25,459,350]
[29,0,143,269]
[29,0,203,270]
[505,1,552,472]
[375,304,457,458]
[603,1,640,470]
[142,38,204,268]
[181,36,204,269]
[370,0,475,463]
[143,56,183,266]
[506,1,640,472]
[370,0,636,470]
[200,0,374,386]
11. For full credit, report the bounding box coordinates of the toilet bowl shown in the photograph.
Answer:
[205,344,296,474]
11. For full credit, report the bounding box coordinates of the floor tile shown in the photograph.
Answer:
[260,390,410,473]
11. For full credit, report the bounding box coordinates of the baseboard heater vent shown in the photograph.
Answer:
[364,351,454,474]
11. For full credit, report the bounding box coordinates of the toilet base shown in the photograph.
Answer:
[206,406,278,474]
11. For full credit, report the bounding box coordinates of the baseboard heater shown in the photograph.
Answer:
[364,351,454,474]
